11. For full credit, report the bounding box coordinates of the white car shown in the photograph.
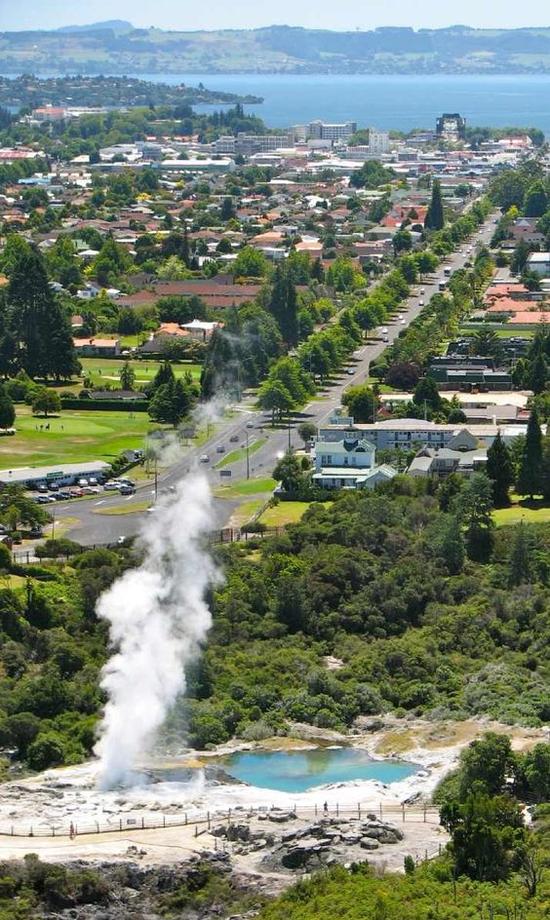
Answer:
[420,288,425,294]
[104,482,121,491]
[400,319,406,325]
[419,300,425,306]
[200,454,209,463]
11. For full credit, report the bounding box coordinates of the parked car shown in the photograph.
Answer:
[78,478,89,487]
[57,491,72,500]
[69,488,84,498]
[34,495,51,504]
[104,481,121,491]
[27,528,43,539]
[45,495,57,503]
[48,482,60,491]
[37,483,48,493]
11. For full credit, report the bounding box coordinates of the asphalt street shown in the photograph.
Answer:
[50,212,497,546]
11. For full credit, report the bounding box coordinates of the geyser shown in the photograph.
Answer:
[94,471,219,790]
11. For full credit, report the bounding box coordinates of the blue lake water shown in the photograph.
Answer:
[6,72,550,133]
[133,73,550,134]
[222,748,417,793]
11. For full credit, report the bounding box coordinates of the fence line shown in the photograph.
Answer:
[12,527,286,564]
[0,801,440,840]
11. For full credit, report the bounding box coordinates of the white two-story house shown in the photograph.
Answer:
[312,436,397,490]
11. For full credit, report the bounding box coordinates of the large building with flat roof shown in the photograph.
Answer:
[0,461,111,489]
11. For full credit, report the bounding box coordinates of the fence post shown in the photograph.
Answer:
[379,802,383,820]
[195,825,198,837]
[52,827,55,837]
[207,811,211,830]
[336,802,339,817]
[185,813,188,825]
[119,819,122,831]
[423,804,427,823]
[141,817,144,829]
[30,826,33,837]
[402,804,405,823]
[228,808,231,824]
[96,821,99,833]
[315,803,318,817]
[357,803,361,820]
[163,815,166,828]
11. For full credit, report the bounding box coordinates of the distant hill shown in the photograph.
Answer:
[56,20,134,34]
[3,24,550,74]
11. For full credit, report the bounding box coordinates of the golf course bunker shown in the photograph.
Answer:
[219,747,418,793]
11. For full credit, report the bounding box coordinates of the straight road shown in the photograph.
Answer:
[52,213,496,545]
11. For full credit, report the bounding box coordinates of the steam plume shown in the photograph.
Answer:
[94,471,219,789]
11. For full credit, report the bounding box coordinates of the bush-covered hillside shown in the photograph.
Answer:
[1,477,549,772]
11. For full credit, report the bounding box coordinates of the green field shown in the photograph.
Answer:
[2,406,162,468]
[494,497,550,526]
[76,358,202,388]
[260,501,324,526]
[214,477,276,499]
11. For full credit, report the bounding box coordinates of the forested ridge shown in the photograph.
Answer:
[1,477,549,772]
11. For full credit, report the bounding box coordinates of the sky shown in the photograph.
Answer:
[1,0,549,32]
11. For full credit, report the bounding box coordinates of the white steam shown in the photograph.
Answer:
[94,471,219,790]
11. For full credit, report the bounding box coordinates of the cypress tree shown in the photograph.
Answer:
[267,265,299,346]
[0,386,15,429]
[529,352,547,395]
[439,514,465,575]
[517,409,543,499]
[486,432,514,507]
[425,179,444,231]
[541,431,550,502]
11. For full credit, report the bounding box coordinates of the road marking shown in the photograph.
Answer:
[95,500,105,506]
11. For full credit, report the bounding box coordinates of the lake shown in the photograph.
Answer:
[130,73,550,134]
[220,748,417,794]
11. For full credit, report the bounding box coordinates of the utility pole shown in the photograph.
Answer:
[154,457,158,502]
[245,430,250,480]
[288,412,292,451]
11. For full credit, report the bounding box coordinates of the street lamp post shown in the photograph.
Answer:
[245,431,250,480]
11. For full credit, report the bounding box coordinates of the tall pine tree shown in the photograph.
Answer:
[424,179,444,231]
[517,408,543,499]
[7,244,79,380]
[486,431,514,507]
[267,265,299,347]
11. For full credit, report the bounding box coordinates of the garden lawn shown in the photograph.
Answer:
[214,477,276,499]
[260,501,323,526]
[3,406,163,468]
[55,359,202,394]
[494,497,550,526]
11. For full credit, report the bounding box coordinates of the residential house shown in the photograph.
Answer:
[312,435,397,490]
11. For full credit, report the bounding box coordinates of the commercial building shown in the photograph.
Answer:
[318,417,530,451]
[307,120,357,142]
[0,462,111,489]
[235,134,293,156]
[436,113,466,140]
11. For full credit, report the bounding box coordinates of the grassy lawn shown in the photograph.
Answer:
[260,501,321,526]
[229,498,267,528]
[3,406,163,468]
[494,497,550,526]
[214,438,266,469]
[54,358,202,395]
[214,477,276,499]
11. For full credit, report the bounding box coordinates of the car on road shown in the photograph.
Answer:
[400,319,406,324]
[381,327,388,334]
[216,444,225,453]
[119,485,136,496]
[246,421,255,428]
[382,335,389,343]
[117,536,127,545]
[27,528,43,539]
[419,300,425,306]
[230,434,239,442]
[420,288,425,294]
[118,479,135,487]
[200,454,209,463]
[346,368,355,375]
